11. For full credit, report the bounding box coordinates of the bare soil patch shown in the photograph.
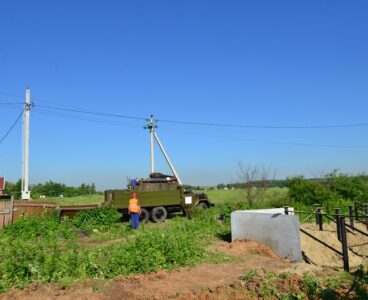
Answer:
[300,223,368,268]
[211,240,280,260]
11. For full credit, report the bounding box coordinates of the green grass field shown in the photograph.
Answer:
[38,187,290,208]
[39,193,104,205]
[39,188,290,207]
[204,187,289,206]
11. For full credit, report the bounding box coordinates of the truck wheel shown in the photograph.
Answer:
[139,208,150,223]
[197,202,209,209]
[151,207,167,223]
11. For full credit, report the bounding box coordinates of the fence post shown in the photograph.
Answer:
[314,204,319,225]
[317,207,323,231]
[284,206,289,215]
[354,202,359,222]
[348,205,354,229]
[9,194,14,224]
[339,216,350,272]
[335,208,341,241]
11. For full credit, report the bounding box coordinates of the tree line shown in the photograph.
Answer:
[215,166,368,208]
[4,180,97,199]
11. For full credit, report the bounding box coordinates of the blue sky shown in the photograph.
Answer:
[0,0,367,190]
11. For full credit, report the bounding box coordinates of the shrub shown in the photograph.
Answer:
[72,207,121,231]
[327,173,368,204]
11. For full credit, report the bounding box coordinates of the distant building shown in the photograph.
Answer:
[0,177,5,196]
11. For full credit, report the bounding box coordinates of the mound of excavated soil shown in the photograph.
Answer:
[300,222,368,268]
[210,240,280,260]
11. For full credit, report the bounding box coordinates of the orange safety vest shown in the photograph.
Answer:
[128,198,141,213]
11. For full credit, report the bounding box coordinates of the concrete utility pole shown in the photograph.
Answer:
[145,115,183,185]
[148,115,155,174]
[153,131,183,186]
[21,88,31,200]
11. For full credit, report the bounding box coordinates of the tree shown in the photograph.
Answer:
[3,179,21,199]
[238,162,276,206]
[217,183,225,189]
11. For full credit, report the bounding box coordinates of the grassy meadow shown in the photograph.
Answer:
[36,193,104,205]
[204,187,289,206]
[40,187,290,207]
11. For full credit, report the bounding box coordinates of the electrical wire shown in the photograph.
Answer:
[33,109,143,128]
[0,111,23,144]
[36,103,368,129]
[1,102,366,149]
[0,104,22,111]
[0,102,23,105]
[169,130,368,149]
[0,91,24,99]
[35,104,146,121]
[1,90,368,129]
[157,118,368,129]
[23,103,368,148]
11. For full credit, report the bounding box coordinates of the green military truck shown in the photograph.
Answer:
[104,174,212,223]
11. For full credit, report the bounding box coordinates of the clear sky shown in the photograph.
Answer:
[0,0,367,190]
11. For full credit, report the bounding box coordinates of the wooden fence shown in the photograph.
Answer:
[0,196,14,229]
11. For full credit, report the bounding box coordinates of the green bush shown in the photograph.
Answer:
[2,215,59,240]
[72,207,121,231]
[288,176,339,207]
[287,172,368,209]
[217,201,249,224]
[327,173,368,204]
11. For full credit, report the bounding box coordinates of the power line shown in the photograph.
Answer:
[0,104,21,111]
[2,91,368,130]
[0,111,23,144]
[161,128,368,149]
[34,109,142,128]
[0,102,23,105]
[0,91,24,99]
[36,104,146,121]
[37,103,368,129]
[157,118,368,129]
[1,99,366,149]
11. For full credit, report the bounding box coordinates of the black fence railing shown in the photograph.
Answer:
[284,203,368,272]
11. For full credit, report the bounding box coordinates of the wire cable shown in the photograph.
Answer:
[36,104,146,121]
[0,111,23,144]
[1,91,368,129]
[37,103,368,129]
[0,102,23,105]
[165,130,368,149]
[34,109,143,128]
[0,91,24,99]
[157,118,368,129]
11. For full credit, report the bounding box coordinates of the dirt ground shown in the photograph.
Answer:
[300,222,368,268]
